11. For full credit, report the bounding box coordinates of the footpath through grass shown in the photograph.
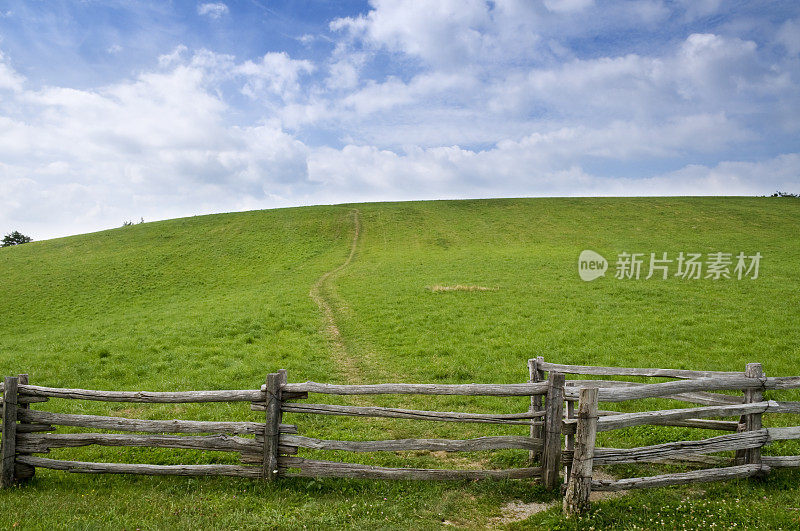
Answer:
[0,197,798,529]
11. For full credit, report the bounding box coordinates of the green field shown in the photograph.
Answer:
[1,197,799,529]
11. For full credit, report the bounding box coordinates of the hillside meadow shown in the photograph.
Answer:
[0,197,799,529]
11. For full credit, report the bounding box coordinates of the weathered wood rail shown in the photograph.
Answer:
[0,370,561,488]
[261,370,560,485]
[2,359,798,516]
[526,359,800,515]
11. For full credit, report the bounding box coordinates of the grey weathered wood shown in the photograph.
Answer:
[592,429,770,465]
[16,433,261,454]
[565,392,743,408]
[262,372,282,481]
[251,391,307,406]
[762,455,800,467]
[529,357,545,458]
[279,456,542,480]
[770,401,800,414]
[596,376,800,402]
[278,381,548,396]
[663,391,744,406]
[563,387,599,515]
[277,369,287,422]
[542,372,564,490]
[280,434,542,453]
[596,401,777,432]
[1,376,18,488]
[255,424,298,438]
[18,385,262,403]
[564,450,732,467]
[16,423,56,433]
[564,381,744,406]
[642,417,740,431]
[766,402,800,413]
[2,396,49,405]
[763,376,800,389]
[564,415,739,433]
[591,464,767,492]
[277,402,543,425]
[19,409,294,435]
[240,446,298,464]
[14,374,35,481]
[767,426,800,440]
[17,456,262,478]
[773,401,800,413]
[742,363,764,468]
[538,361,741,379]
[637,454,731,466]
[564,400,575,478]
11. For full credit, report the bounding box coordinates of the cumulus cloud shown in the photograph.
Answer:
[1,1,799,239]
[330,0,541,70]
[197,2,229,19]
[235,53,315,100]
[307,143,800,201]
[0,52,24,92]
[776,18,800,56]
[543,0,594,14]
[0,51,312,238]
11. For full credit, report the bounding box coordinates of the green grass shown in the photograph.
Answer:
[1,197,799,529]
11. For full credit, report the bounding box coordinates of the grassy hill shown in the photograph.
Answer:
[1,197,799,529]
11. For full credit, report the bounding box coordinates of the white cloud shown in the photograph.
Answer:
[306,144,800,200]
[489,32,771,122]
[501,114,750,161]
[0,52,24,92]
[676,0,722,21]
[331,0,540,70]
[274,30,784,151]
[0,52,313,239]
[776,18,800,56]
[197,2,229,19]
[158,45,189,67]
[234,53,315,100]
[1,2,799,240]
[543,0,594,14]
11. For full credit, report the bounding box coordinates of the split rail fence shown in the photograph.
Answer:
[527,359,800,514]
[0,370,564,487]
[2,361,799,517]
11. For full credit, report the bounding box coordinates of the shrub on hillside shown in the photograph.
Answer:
[1,231,33,247]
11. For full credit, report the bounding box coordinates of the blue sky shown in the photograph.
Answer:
[1,1,799,239]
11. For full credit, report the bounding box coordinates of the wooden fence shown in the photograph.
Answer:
[526,359,800,514]
[0,370,563,487]
[2,362,798,518]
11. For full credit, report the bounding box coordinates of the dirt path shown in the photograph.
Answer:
[488,470,628,527]
[309,209,362,382]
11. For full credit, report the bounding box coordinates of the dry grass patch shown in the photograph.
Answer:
[428,285,499,292]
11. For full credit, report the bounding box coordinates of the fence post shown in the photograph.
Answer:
[564,399,576,479]
[742,363,765,473]
[528,356,545,460]
[277,369,287,424]
[15,374,35,481]
[262,372,283,481]
[542,371,565,490]
[1,376,18,488]
[563,387,599,516]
